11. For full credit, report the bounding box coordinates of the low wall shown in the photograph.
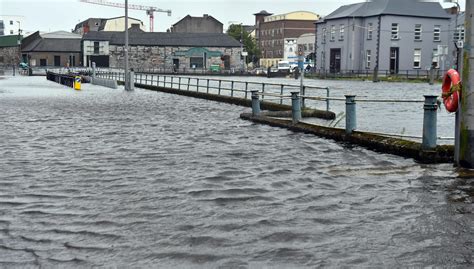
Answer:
[240,113,454,164]
[119,81,336,120]
[91,77,117,89]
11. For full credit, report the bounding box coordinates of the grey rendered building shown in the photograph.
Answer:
[315,0,451,74]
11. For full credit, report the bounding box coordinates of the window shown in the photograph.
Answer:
[93,41,100,54]
[432,48,439,68]
[454,26,465,41]
[413,49,421,68]
[391,23,399,40]
[0,56,4,63]
[322,28,327,44]
[10,20,13,25]
[330,25,336,41]
[308,43,314,51]
[10,30,14,35]
[303,44,308,51]
[367,23,373,40]
[366,50,371,69]
[433,25,441,42]
[189,57,204,68]
[414,24,422,41]
[339,24,345,41]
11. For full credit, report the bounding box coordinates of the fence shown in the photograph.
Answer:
[309,69,446,80]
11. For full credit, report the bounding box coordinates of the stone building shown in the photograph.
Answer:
[21,31,81,67]
[82,25,241,70]
[170,14,223,33]
[254,11,320,67]
[73,17,145,35]
[0,35,21,68]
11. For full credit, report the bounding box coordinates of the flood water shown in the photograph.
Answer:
[0,76,472,268]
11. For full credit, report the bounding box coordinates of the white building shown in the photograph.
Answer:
[0,16,25,36]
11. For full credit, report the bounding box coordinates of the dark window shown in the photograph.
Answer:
[0,56,4,63]
[54,56,61,66]
[40,59,47,66]
[94,42,100,54]
[9,20,13,25]
[189,57,203,68]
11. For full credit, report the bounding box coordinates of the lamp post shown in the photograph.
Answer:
[124,0,131,91]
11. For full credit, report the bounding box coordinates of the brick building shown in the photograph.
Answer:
[254,11,320,67]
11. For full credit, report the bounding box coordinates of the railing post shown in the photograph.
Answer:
[301,85,306,108]
[207,79,210,94]
[231,81,234,97]
[171,76,174,88]
[164,76,166,87]
[251,90,261,116]
[422,95,438,150]
[145,74,148,84]
[326,87,330,111]
[345,95,356,134]
[261,84,265,101]
[178,77,181,90]
[245,82,248,99]
[197,78,200,92]
[157,75,159,86]
[291,91,302,123]
[280,84,284,105]
[218,80,222,95]
[187,78,190,91]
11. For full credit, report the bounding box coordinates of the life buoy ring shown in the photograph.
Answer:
[441,69,461,113]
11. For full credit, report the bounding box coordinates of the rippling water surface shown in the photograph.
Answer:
[0,76,472,268]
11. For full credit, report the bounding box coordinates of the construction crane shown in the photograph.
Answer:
[79,0,171,32]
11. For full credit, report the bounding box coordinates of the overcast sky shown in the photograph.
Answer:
[0,0,466,33]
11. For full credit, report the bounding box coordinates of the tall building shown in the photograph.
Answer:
[254,11,320,67]
[315,0,451,74]
[170,14,223,33]
[0,16,24,36]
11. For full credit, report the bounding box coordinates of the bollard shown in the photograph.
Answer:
[422,95,438,150]
[345,95,356,134]
[251,90,261,116]
[326,87,330,111]
[129,71,135,90]
[429,68,435,85]
[291,91,302,124]
[74,76,81,90]
[92,62,96,78]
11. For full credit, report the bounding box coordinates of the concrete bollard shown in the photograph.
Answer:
[92,62,96,78]
[345,95,357,134]
[291,91,302,123]
[422,95,438,150]
[129,71,135,91]
[429,68,435,85]
[251,90,261,116]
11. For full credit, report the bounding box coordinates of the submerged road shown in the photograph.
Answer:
[0,76,472,267]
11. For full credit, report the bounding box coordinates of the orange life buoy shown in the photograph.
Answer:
[441,69,461,113]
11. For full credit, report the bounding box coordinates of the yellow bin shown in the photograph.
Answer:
[74,76,81,90]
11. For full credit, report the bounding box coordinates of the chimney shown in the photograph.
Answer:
[203,14,209,18]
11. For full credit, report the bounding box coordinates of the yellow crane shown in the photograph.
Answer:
[79,0,171,32]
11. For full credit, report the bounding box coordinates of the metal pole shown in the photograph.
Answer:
[345,95,356,134]
[291,91,302,124]
[458,0,474,167]
[422,95,438,151]
[124,0,131,91]
[251,90,261,116]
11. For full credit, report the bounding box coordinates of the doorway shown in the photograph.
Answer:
[173,59,179,71]
[330,48,341,73]
[389,47,399,74]
[54,55,61,66]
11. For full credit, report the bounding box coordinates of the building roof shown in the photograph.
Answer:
[41,31,82,39]
[22,36,81,52]
[74,17,143,31]
[253,10,272,16]
[83,31,241,47]
[172,14,223,27]
[0,35,22,48]
[323,0,451,21]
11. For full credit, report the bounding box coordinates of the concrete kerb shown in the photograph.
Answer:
[91,77,118,89]
[240,113,454,164]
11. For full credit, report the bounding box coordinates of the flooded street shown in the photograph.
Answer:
[0,76,472,268]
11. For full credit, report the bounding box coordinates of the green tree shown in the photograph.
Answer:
[227,24,260,65]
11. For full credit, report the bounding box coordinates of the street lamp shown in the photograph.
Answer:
[124,0,132,91]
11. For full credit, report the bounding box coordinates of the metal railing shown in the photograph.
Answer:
[308,69,446,80]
